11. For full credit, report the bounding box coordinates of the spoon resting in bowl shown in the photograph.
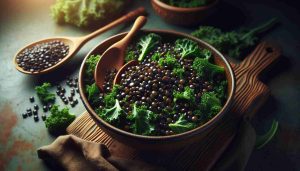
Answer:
[94,16,147,91]
[13,7,146,75]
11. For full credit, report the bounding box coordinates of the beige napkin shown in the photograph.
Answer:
[37,120,256,171]
[37,135,165,171]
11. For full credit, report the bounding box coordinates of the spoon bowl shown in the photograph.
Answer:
[13,37,80,74]
[94,16,147,91]
[113,60,139,85]
[13,7,146,75]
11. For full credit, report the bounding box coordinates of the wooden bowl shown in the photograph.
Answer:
[78,30,235,151]
[151,0,219,26]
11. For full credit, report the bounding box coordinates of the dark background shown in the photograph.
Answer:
[0,0,299,170]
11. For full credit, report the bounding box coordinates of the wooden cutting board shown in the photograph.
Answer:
[67,42,281,171]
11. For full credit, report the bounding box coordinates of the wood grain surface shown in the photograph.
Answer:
[67,42,281,170]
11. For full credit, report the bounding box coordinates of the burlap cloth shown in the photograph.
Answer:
[37,120,256,171]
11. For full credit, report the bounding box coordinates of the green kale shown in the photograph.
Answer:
[192,55,224,79]
[191,18,278,59]
[172,67,185,78]
[213,80,227,102]
[173,86,195,103]
[85,55,100,78]
[86,83,100,105]
[175,38,201,58]
[125,50,137,63]
[150,52,162,62]
[169,115,196,134]
[35,82,56,104]
[45,105,76,135]
[51,0,126,27]
[158,52,180,68]
[127,104,157,135]
[200,92,222,119]
[161,0,208,8]
[103,85,119,108]
[137,33,162,61]
[98,99,124,123]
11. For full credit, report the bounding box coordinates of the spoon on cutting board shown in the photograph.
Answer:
[13,7,146,75]
[94,16,147,91]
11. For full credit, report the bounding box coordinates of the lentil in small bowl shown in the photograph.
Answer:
[78,30,235,150]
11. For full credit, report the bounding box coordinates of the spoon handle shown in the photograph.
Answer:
[119,16,147,47]
[79,7,146,44]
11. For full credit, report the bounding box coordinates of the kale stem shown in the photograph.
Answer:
[242,17,278,39]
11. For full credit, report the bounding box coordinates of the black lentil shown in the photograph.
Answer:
[34,115,39,122]
[22,113,28,118]
[16,40,69,73]
[29,96,35,102]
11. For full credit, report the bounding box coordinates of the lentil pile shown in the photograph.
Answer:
[16,40,69,72]
[84,33,228,136]
[21,77,80,122]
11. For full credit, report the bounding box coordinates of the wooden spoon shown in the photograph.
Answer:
[13,7,146,75]
[94,16,147,91]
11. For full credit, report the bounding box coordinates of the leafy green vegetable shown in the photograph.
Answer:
[169,115,196,133]
[125,50,137,63]
[127,104,157,135]
[191,18,278,58]
[45,105,76,135]
[192,54,224,79]
[175,38,201,58]
[35,83,56,104]
[86,83,99,105]
[161,0,208,8]
[158,52,180,68]
[173,86,195,103]
[172,67,185,78]
[103,85,119,108]
[51,0,126,27]
[137,33,162,61]
[213,80,227,102]
[85,55,100,78]
[98,99,124,123]
[255,120,279,149]
[150,52,162,62]
[200,92,222,119]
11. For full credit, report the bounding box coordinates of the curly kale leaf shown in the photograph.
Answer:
[173,86,195,103]
[85,55,100,78]
[51,0,126,27]
[45,105,76,135]
[35,82,56,104]
[169,115,196,134]
[213,80,227,103]
[200,92,222,119]
[103,85,119,108]
[158,52,180,68]
[172,67,185,78]
[150,52,162,62]
[127,104,157,135]
[137,33,162,61]
[125,50,137,63]
[85,83,99,105]
[175,38,201,58]
[98,99,124,123]
[192,53,224,79]
[191,18,278,58]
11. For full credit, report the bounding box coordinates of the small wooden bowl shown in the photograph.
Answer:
[151,0,218,26]
[78,30,235,151]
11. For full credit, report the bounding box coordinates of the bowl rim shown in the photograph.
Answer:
[78,29,235,141]
[151,0,219,12]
